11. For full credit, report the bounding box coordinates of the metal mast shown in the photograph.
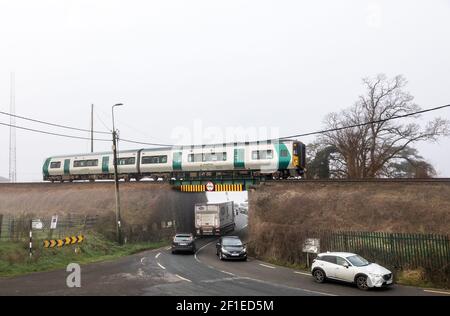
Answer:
[9,72,16,183]
[91,104,94,152]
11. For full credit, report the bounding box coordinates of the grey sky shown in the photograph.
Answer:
[0,0,449,181]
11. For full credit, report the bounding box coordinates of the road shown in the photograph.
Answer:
[0,213,448,296]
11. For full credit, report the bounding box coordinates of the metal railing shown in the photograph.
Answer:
[0,214,98,242]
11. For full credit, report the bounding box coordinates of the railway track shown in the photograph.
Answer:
[271,178,450,183]
[2,178,450,186]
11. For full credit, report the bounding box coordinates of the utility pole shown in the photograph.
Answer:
[90,104,94,153]
[112,103,123,244]
[9,72,16,183]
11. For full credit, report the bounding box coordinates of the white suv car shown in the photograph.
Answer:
[311,252,393,290]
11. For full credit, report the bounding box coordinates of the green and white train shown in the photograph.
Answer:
[42,140,306,182]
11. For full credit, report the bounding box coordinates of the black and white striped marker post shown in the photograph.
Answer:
[29,220,32,258]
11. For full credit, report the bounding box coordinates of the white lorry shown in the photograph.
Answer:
[195,201,235,236]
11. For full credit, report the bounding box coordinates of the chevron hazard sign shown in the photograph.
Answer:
[43,235,85,248]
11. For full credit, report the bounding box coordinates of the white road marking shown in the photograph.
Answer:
[200,276,335,296]
[175,274,192,282]
[239,276,336,296]
[157,262,166,270]
[202,277,242,283]
[140,257,146,264]
[259,263,276,269]
[165,247,171,251]
[221,270,235,276]
[155,252,161,259]
[423,289,450,295]
[294,271,311,276]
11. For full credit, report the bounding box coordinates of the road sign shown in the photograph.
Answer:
[50,215,58,229]
[303,238,320,254]
[206,181,215,192]
[43,235,85,248]
[31,219,43,230]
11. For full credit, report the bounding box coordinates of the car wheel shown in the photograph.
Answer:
[313,269,326,283]
[356,275,369,290]
[171,250,176,254]
[219,251,224,261]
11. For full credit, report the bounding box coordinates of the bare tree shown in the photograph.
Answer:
[383,147,437,178]
[319,74,449,178]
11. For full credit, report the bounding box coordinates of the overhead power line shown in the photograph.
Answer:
[0,121,111,142]
[0,110,111,135]
[276,103,450,140]
[119,103,450,147]
[0,103,448,148]
[119,138,173,147]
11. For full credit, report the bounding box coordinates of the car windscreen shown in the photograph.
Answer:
[222,238,242,246]
[175,235,192,241]
[346,255,369,267]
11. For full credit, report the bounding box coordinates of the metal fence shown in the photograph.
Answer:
[311,231,450,270]
[0,214,98,242]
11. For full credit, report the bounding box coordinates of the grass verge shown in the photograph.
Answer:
[0,233,169,277]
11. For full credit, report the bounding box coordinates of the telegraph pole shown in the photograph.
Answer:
[112,103,123,244]
[9,72,16,183]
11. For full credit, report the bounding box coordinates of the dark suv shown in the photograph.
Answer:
[216,236,247,261]
[172,233,196,254]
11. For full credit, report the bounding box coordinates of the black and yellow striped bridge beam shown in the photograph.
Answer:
[214,184,244,192]
[179,182,246,192]
[180,184,206,192]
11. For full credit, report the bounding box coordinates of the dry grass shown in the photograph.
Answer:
[0,182,206,241]
[249,181,450,234]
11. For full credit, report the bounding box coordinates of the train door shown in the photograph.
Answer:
[63,159,71,176]
[234,148,245,169]
[102,156,110,174]
[173,152,182,171]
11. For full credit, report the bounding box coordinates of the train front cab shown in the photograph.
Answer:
[293,141,306,175]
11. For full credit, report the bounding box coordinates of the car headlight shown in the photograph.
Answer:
[369,273,383,278]
[242,247,247,253]
[221,248,230,254]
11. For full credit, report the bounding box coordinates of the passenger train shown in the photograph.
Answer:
[42,140,306,182]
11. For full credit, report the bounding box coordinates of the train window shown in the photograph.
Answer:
[50,161,61,169]
[280,149,288,157]
[142,155,168,164]
[188,154,203,163]
[118,157,136,165]
[252,150,273,160]
[73,159,98,167]
[203,152,227,162]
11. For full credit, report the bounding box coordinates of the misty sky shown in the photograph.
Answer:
[0,0,449,181]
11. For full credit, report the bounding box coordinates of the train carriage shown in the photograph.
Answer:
[43,140,305,182]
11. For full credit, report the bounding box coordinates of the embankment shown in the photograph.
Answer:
[0,182,206,241]
[248,180,450,286]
